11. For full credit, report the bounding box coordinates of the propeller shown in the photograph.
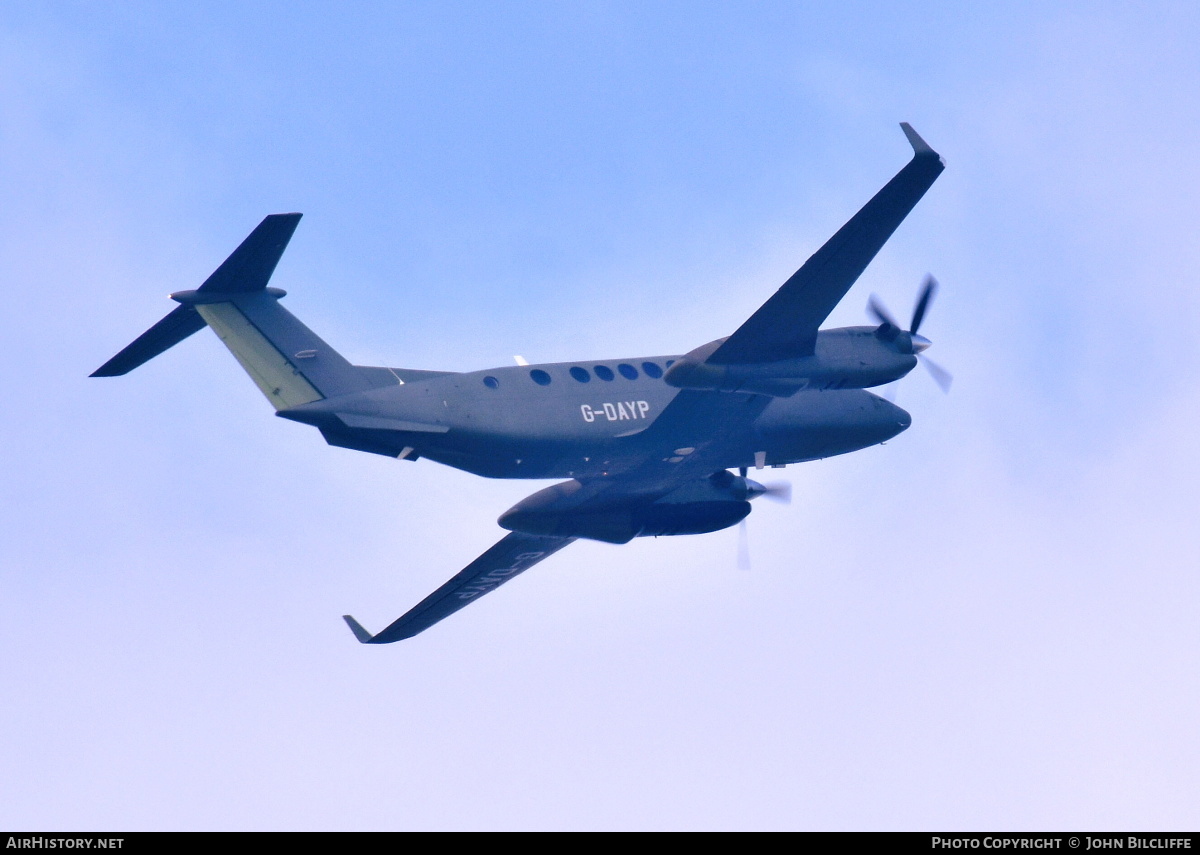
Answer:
[737,520,752,571]
[868,275,953,393]
[735,467,791,570]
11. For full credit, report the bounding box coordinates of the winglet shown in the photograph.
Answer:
[900,122,943,163]
[342,615,376,643]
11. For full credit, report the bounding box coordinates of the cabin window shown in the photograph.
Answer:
[617,363,638,379]
[569,366,591,383]
[529,369,552,386]
[641,361,663,378]
[594,365,614,381]
[482,375,499,389]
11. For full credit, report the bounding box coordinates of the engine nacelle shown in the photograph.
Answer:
[664,328,916,395]
[498,475,754,544]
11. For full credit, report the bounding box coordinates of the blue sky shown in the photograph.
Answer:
[2,1,1199,830]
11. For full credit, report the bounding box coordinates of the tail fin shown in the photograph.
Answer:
[92,213,379,410]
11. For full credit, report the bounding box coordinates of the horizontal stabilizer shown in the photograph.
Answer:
[90,304,205,377]
[198,213,302,294]
[91,213,304,378]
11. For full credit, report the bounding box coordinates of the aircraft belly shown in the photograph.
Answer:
[421,381,683,478]
[425,432,645,480]
[314,386,906,476]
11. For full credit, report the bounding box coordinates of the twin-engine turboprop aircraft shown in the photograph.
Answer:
[93,123,947,643]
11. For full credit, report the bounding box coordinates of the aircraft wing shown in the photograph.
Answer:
[707,123,944,364]
[343,532,576,643]
[342,387,773,644]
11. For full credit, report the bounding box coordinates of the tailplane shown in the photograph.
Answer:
[92,214,382,409]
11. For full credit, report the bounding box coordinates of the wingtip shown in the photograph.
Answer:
[899,122,943,163]
[342,614,375,643]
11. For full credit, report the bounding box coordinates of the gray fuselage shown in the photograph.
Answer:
[287,350,912,480]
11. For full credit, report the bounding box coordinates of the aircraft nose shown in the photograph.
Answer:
[873,395,911,436]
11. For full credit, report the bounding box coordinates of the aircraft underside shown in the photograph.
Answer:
[407,386,909,481]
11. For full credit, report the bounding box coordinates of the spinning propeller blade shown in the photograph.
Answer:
[909,275,936,335]
[920,354,953,393]
[867,294,900,330]
[737,520,751,571]
[735,475,791,570]
[760,482,792,503]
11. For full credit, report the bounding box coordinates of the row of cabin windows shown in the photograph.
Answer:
[482,361,673,389]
